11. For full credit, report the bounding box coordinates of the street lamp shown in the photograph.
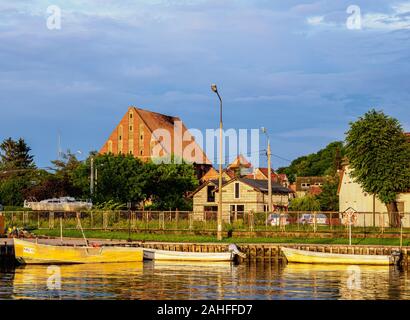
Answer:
[211,83,223,241]
[261,127,273,212]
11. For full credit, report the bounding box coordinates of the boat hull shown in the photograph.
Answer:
[143,249,234,262]
[281,247,393,266]
[14,239,143,265]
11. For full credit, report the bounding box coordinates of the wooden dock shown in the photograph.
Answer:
[1,238,409,267]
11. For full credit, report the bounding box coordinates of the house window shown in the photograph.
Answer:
[301,183,310,188]
[108,140,113,153]
[130,125,133,131]
[207,185,215,202]
[234,183,240,199]
[118,125,123,153]
[129,139,134,154]
[129,113,133,119]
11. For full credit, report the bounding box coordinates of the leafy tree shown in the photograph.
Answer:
[0,137,34,169]
[277,141,345,183]
[345,109,410,227]
[147,157,199,210]
[315,177,340,211]
[289,195,321,211]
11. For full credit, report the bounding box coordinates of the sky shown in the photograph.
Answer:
[0,0,409,169]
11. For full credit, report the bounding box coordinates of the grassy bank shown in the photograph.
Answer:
[32,229,410,246]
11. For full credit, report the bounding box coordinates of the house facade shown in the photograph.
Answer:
[192,177,293,221]
[338,165,410,227]
[294,176,329,197]
[100,106,212,178]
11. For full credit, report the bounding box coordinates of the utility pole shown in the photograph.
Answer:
[90,157,94,196]
[211,84,223,241]
[267,139,273,212]
[262,127,273,212]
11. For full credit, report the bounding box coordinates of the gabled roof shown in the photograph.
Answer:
[134,107,211,164]
[100,106,211,165]
[216,177,293,194]
[239,178,294,194]
[189,178,229,198]
[256,167,279,182]
[227,154,252,169]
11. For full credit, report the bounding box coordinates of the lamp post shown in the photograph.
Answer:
[211,83,223,241]
[261,127,273,212]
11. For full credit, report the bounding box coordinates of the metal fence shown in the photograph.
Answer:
[1,210,410,235]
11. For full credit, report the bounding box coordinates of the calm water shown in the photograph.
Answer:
[1,261,410,300]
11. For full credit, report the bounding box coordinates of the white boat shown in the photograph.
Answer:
[143,244,246,262]
[24,197,92,212]
[281,247,401,266]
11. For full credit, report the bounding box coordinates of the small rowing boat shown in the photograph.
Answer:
[144,249,234,262]
[143,244,246,262]
[281,247,401,266]
[13,238,143,265]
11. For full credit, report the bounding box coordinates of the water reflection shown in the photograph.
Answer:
[1,261,410,300]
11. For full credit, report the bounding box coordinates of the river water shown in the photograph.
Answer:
[1,261,410,300]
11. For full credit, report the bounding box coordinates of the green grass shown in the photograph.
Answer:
[32,229,410,246]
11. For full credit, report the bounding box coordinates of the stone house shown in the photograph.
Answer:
[191,177,293,222]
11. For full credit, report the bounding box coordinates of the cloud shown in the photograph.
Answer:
[306,1,410,30]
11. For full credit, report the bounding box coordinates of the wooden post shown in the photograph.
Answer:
[189,213,193,231]
[49,212,54,229]
[60,217,63,243]
[175,208,179,230]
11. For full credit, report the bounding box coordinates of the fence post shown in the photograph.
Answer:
[76,212,81,229]
[189,213,193,231]
[159,212,165,230]
[48,212,55,229]
[175,208,179,230]
[131,211,136,228]
[249,211,254,232]
[103,211,108,230]
[313,212,317,233]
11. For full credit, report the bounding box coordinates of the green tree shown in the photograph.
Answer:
[345,109,410,227]
[315,177,340,211]
[0,137,34,169]
[289,195,321,211]
[147,157,199,210]
[0,138,37,206]
[277,141,345,183]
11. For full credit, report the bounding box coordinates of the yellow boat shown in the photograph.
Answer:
[281,247,400,266]
[13,238,143,265]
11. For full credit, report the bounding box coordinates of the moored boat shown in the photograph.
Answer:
[144,244,246,262]
[281,247,401,266]
[14,238,143,265]
[143,249,235,262]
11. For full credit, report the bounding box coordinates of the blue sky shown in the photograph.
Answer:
[0,0,409,169]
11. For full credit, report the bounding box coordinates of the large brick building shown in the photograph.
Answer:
[100,107,212,175]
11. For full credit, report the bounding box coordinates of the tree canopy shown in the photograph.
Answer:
[0,138,199,210]
[277,141,344,183]
[345,109,410,227]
